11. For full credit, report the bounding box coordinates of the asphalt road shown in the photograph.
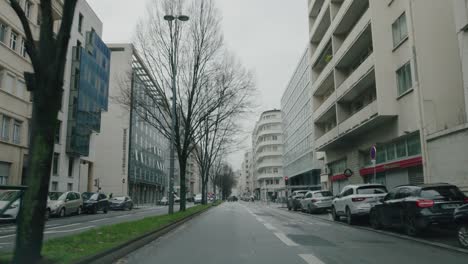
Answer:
[0,204,191,252]
[117,202,467,264]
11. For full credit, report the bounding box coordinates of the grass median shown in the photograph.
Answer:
[0,203,216,264]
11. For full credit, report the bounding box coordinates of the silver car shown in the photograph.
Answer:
[48,191,83,217]
[300,190,334,214]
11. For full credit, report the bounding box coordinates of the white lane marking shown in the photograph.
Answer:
[90,218,110,223]
[46,223,81,230]
[44,226,95,234]
[45,224,60,228]
[0,234,15,239]
[256,217,265,223]
[116,214,131,218]
[299,254,325,264]
[264,223,277,231]
[274,232,298,246]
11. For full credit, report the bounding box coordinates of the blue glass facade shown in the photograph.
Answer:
[67,31,110,156]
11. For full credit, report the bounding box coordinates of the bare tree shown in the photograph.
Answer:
[216,163,237,200]
[8,0,78,262]
[122,0,253,211]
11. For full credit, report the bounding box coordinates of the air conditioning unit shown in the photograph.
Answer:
[323,167,331,175]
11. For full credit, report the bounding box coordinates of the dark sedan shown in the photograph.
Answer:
[82,192,109,214]
[370,183,468,236]
[454,203,468,248]
[109,196,133,210]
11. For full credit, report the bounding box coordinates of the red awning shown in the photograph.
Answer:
[359,156,422,176]
[330,174,348,182]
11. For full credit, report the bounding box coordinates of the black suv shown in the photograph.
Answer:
[370,183,467,236]
[82,192,109,214]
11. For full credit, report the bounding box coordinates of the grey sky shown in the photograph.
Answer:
[87,0,309,169]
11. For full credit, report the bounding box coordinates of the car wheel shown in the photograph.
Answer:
[44,209,50,221]
[370,209,383,230]
[129,204,133,210]
[307,205,313,214]
[77,206,82,215]
[92,206,98,214]
[331,206,339,221]
[404,214,420,236]
[458,225,468,249]
[59,208,66,218]
[346,207,355,225]
[287,206,291,211]
[103,206,108,214]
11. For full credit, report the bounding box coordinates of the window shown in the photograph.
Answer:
[407,135,421,156]
[12,121,21,144]
[1,116,11,141]
[10,31,18,51]
[67,183,73,191]
[0,22,7,43]
[51,181,58,191]
[343,188,354,197]
[386,144,396,161]
[21,39,27,57]
[396,62,412,95]
[68,158,74,177]
[52,153,59,175]
[392,13,408,47]
[0,162,10,185]
[78,13,83,33]
[4,74,15,94]
[396,140,407,158]
[24,1,33,19]
[55,120,61,143]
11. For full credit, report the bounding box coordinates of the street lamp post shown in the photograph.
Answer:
[165,14,189,215]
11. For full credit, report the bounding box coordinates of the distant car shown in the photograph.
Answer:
[287,190,308,211]
[159,197,169,206]
[370,183,468,236]
[49,191,83,217]
[454,203,468,249]
[109,196,133,210]
[228,196,238,202]
[300,190,333,213]
[82,192,109,214]
[194,194,202,204]
[332,184,387,225]
[0,190,21,222]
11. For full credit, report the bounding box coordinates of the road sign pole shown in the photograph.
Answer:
[370,145,377,183]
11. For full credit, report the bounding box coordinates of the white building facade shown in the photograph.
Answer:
[252,110,284,201]
[307,0,467,194]
[281,48,322,192]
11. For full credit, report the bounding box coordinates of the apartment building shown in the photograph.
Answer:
[252,110,284,201]
[239,151,253,197]
[94,44,169,204]
[0,0,40,185]
[281,48,322,191]
[307,0,465,194]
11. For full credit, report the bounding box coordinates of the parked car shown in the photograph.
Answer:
[0,190,21,222]
[194,194,202,204]
[49,191,83,217]
[82,192,109,214]
[159,197,169,205]
[109,196,133,210]
[454,203,468,249]
[370,183,468,236]
[300,190,333,213]
[228,196,238,202]
[287,190,308,211]
[332,184,387,225]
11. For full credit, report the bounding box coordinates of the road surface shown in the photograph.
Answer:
[117,202,467,264]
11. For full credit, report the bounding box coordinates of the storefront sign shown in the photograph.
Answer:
[359,156,422,176]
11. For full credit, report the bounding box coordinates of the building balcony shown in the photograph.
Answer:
[257,128,282,138]
[256,160,282,171]
[52,0,64,20]
[255,140,282,153]
[309,0,325,18]
[333,0,369,46]
[312,58,335,97]
[256,173,282,181]
[336,53,374,100]
[256,151,282,161]
[315,101,396,151]
[309,3,330,45]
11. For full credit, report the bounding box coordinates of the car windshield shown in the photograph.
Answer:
[89,193,99,200]
[81,192,93,200]
[49,192,65,201]
[314,191,333,197]
[357,186,387,194]
[0,191,19,201]
[421,186,465,201]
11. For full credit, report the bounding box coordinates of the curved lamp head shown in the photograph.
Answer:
[178,15,190,21]
[164,15,175,21]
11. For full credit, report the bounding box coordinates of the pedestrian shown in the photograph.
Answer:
[109,193,113,199]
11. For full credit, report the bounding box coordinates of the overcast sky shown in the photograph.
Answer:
[87,0,309,170]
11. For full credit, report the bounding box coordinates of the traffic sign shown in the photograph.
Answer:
[370,145,377,161]
[284,176,289,181]
[344,169,353,177]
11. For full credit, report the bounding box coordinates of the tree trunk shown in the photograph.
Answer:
[14,78,61,263]
[213,180,216,201]
[201,178,207,205]
[179,159,187,211]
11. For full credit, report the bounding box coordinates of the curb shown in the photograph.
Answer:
[274,206,468,255]
[74,205,216,264]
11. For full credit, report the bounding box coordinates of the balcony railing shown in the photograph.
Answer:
[313,90,336,122]
[315,126,339,151]
[336,53,374,100]
[339,100,377,136]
